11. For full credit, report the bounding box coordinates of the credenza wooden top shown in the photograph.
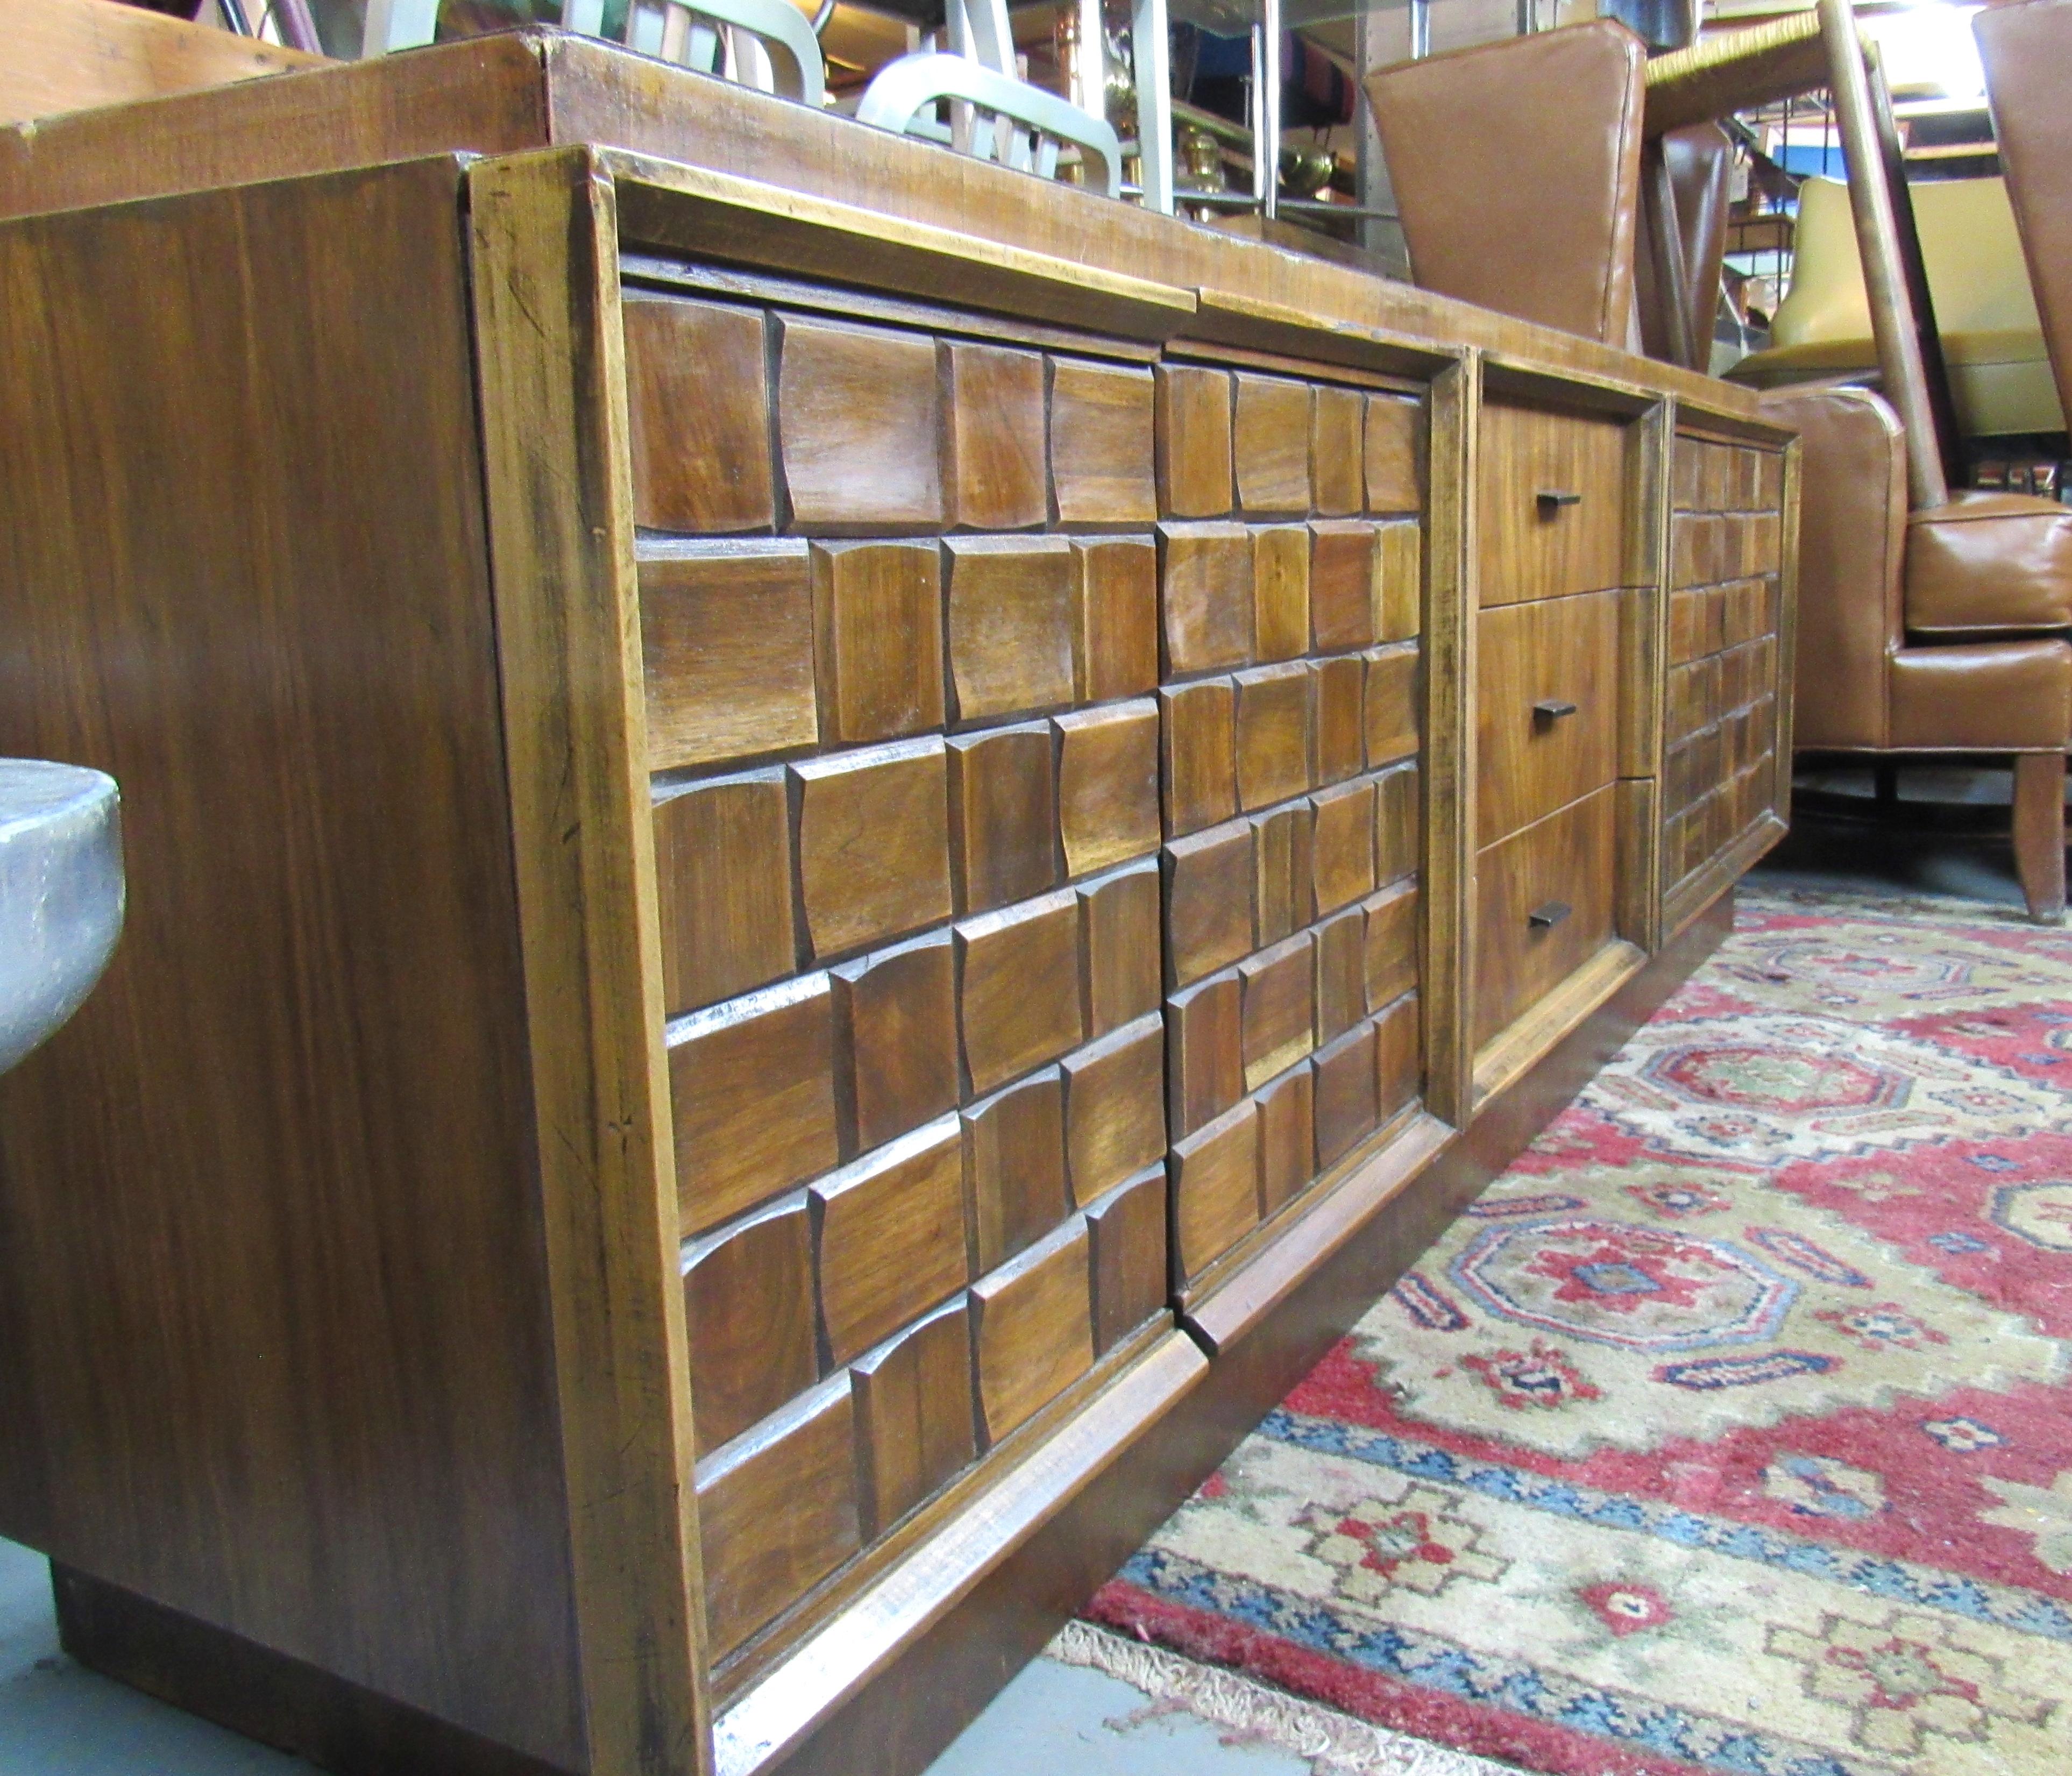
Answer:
[0,28,1759,420]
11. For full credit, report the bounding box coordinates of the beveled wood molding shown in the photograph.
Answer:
[470,145,711,1776]
[599,148,1200,343]
[1179,287,1457,382]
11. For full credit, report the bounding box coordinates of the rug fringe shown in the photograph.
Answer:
[1046,1621,1517,1776]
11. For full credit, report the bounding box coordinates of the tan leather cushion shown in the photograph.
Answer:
[1757,383,1906,750]
[1889,640,2072,750]
[1976,0,2072,427]
[1905,491,2072,634]
[1365,22,1645,346]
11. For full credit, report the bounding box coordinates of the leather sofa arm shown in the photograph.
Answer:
[1755,382,1906,749]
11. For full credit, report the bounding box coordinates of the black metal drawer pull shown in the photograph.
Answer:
[1528,900,1572,929]
[1536,489,1583,510]
[1532,698,1579,723]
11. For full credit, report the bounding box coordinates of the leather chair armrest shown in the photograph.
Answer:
[1889,638,2072,750]
[1905,491,2072,635]
[1756,383,1906,749]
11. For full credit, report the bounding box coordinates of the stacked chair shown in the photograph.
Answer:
[1364,4,2072,920]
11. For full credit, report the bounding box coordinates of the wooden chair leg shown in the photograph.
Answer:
[2013,751,2067,923]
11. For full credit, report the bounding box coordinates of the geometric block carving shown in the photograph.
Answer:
[851,1298,976,1539]
[1055,699,1161,879]
[962,1065,1069,1273]
[1252,523,1312,663]
[955,887,1084,1096]
[1170,1098,1259,1280]
[776,315,943,529]
[669,972,841,1236]
[696,1374,860,1658]
[945,342,1047,531]
[811,541,946,744]
[1072,538,1160,702]
[1086,1164,1168,1353]
[949,722,1059,914]
[654,766,798,1016]
[792,737,954,959]
[1050,358,1156,525]
[1234,662,1314,813]
[1155,364,1233,518]
[682,1192,818,1458]
[642,544,819,771]
[624,294,775,534]
[970,1217,1094,1447]
[1160,676,1237,840]
[1309,520,1378,652]
[1061,1012,1166,1205]
[1233,375,1312,514]
[1310,385,1364,518]
[810,1114,969,1366]
[829,930,960,1156]
[1079,859,1163,1039]
[945,536,1077,723]
[1365,393,1422,515]
[1160,522,1254,676]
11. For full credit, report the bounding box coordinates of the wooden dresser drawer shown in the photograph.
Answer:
[1472,783,1616,1047]
[1478,399,1629,606]
[1475,589,1620,845]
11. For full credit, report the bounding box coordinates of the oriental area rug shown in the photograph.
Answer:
[1077,883,2072,1776]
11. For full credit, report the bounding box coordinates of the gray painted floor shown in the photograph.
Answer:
[0,771,2049,1774]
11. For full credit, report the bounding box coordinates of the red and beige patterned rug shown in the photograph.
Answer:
[1084,883,2072,1775]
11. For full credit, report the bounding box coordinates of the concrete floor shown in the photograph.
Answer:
[0,778,2048,1776]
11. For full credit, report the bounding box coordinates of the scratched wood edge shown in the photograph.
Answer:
[1424,354,1477,1129]
[469,145,710,1776]
[1621,399,1673,953]
[599,149,1197,344]
[711,1331,1211,1776]
[1771,436,1804,830]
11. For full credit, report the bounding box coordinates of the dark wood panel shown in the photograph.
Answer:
[670,976,842,1237]
[654,768,799,1017]
[962,1068,1070,1273]
[0,159,586,1767]
[1085,1168,1169,1354]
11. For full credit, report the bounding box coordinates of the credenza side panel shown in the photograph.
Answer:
[0,159,586,1768]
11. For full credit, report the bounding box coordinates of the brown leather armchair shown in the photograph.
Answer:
[1763,382,2071,918]
[1366,9,2072,920]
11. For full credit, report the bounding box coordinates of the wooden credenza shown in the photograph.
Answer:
[0,74,1796,1776]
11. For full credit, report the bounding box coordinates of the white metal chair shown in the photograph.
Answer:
[360,0,826,109]
[854,0,1131,201]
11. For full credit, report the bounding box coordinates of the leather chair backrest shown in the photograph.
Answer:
[1636,121,1732,368]
[1975,0,2072,421]
[1365,21,1648,346]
